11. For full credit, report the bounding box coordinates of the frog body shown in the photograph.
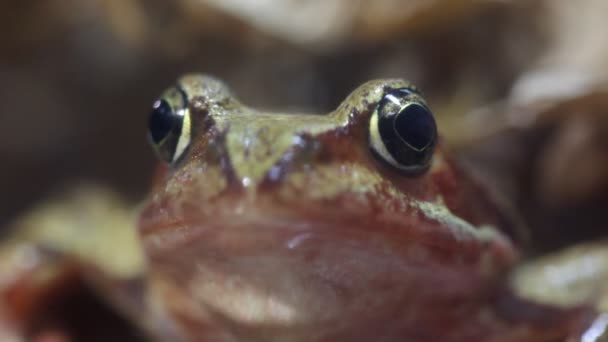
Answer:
[0,75,599,341]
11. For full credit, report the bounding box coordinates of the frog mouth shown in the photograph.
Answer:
[138,195,516,285]
[138,192,516,268]
[138,203,517,340]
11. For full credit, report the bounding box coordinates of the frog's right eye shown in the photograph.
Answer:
[148,92,191,165]
[369,87,437,174]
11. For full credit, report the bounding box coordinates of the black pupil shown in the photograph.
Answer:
[375,88,437,172]
[149,100,175,144]
[394,104,435,151]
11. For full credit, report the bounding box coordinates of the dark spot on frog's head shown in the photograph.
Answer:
[205,129,240,189]
[261,133,322,186]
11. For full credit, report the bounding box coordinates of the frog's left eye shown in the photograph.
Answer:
[369,87,437,174]
[148,89,191,165]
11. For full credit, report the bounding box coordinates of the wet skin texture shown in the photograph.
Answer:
[139,75,592,341]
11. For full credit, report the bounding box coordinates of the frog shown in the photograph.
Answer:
[0,74,604,341]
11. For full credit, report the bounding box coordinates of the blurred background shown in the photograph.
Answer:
[2,0,607,252]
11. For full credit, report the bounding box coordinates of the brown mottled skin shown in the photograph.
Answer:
[0,75,595,341]
[138,75,591,341]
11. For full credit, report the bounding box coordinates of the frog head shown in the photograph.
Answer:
[138,74,518,340]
